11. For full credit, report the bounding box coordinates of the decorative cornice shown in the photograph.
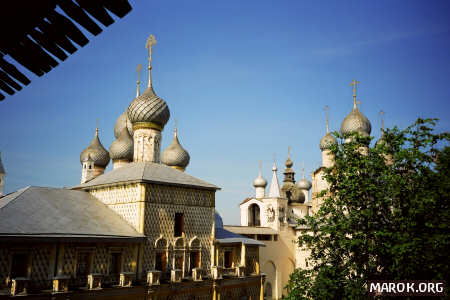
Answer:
[132,122,162,131]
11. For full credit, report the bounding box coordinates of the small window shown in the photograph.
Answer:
[174,213,184,237]
[155,252,167,272]
[273,235,278,241]
[224,251,233,268]
[110,253,122,275]
[11,253,28,278]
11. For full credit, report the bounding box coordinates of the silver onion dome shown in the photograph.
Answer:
[340,107,372,136]
[161,128,190,169]
[80,129,110,168]
[253,172,267,188]
[319,132,338,151]
[291,188,306,203]
[296,178,312,190]
[127,87,170,127]
[114,111,133,138]
[109,127,134,161]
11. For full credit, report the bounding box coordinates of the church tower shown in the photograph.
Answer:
[0,152,5,196]
[127,35,170,163]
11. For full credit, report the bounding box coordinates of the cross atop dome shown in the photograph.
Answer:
[350,79,360,109]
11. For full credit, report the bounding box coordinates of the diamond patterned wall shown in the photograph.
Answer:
[92,246,109,274]
[89,184,142,231]
[142,184,214,276]
[62,246,76,276]
[30,245,52,288]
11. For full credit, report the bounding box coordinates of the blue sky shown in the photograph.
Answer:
[1,0,450,224]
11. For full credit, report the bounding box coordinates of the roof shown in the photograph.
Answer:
[223,225,277,235]
[0,0,132,101]
[74,162,220,191]
[215,227,265,246]
[240,197,261,205]
[0,186,144,241]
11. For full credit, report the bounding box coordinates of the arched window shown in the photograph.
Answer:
[155,237,168,272]
[248,204,260,226]
[189,237,201,273]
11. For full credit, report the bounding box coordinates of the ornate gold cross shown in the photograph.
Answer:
[325,105,329,133]
[380,110,384,130]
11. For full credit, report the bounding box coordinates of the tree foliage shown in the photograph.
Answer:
[285,119,450,299]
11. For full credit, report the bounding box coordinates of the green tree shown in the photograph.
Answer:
[285,119,450,299]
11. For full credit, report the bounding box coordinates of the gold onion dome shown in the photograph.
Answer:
[114,111,134,138]
[80,128,110,167]
[109,127,134,161]
[161,128,190,170]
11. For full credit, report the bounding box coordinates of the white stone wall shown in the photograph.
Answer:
[133,128,161,163]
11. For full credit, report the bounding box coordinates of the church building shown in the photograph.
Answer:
[0,35,265,300]
[226,80,376,299]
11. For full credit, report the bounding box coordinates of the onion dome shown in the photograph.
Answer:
[285,157,293,168]
[253,172,267,188]
[127,35,170,129]
[161,128,190,170]
[320,133,337,151]
[109,127,134,161]
[296,178,312,190]
[80,128,110,168]
[290,188,305,203]
[127,87,170,128]
[340,107,372,136]
[114,111,133,138]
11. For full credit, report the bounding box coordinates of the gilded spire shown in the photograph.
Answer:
[325,105,329,133]
[302,161,305,179]
[96,119,99,136]
[136,63,142,97]
[350,79,360,109]
[145,34,157,89]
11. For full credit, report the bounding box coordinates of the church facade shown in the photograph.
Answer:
[226,81,374,299]
[0,35,265,300]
